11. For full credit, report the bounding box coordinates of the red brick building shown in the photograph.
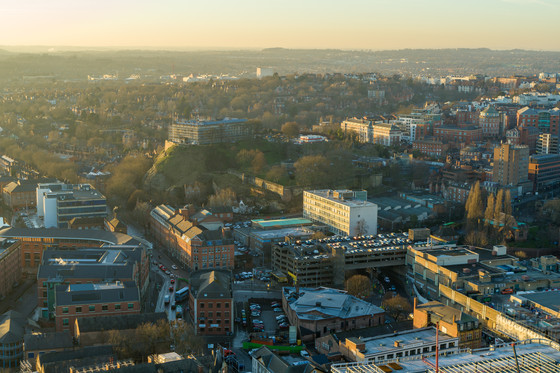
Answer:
[413,138,449,158]
[37,246,149,315]
[188,270,233,336]
[150,205,234,270]
[54,281,140,334]
[0,240,21,298]
[434,126,482,145]
[0,227,137,272]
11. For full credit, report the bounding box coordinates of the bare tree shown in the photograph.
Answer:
[345,275,372,298]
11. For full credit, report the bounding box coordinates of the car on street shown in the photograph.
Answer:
[172,265,178,270]
[273,307,283,312]
[169,286,174,292]
[170,279,175,284]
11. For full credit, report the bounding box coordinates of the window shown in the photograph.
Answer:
[208,303,213,308]
[76,306,82,313]
[208,312,213,318]
[200,303,204,308]
[43,291,47,298]
[216,303,221,308]
[102,305,108,311]
[89,305,95,312]
[63,318,69,326]
[115,304,121,310]
[216,312,221,317]
[128,303,134,309]
[225,303,229,308]
[62,307,69,314]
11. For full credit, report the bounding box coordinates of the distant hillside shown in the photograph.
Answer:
[0,48,558,83]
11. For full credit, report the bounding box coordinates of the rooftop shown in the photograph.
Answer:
[515,290,560,314]
[55,281,139,307]
[24,332,73,351]
[174,118,247,126]
[252,218,313,229]
[347,327,456,357]
[283,287,384,321]
[0,227,137,245]
[190,270,232,299]
[305,190,376,209]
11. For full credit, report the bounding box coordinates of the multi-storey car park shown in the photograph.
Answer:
[272,232,412,287]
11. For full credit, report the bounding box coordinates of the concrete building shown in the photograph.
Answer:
[537,133,559,154]
[341,118,372,143]
[282,287,384,341]
[303,190,377,236]
[332,339,560,373]
[479,106,500,137]
[413,300,481,349]
[169,118,251,145]
[407,244,560,301]
[492,143,530,188]
[256,67,274,79]
[529,154,560,192]
[36,183,107,228]
[337,327,458,364]
[0,239,21,298]
[188,270,233,336]
[272,243,333,287]
[372,122,401,146]
[53,281,140,334]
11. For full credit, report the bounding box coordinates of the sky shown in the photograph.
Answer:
[1,0,559,51]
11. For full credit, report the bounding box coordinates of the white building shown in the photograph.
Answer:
[303,190,377,236]
[37,183,107,228]
[256,67,274,79]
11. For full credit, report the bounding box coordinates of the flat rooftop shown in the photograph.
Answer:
[251,227,311,241]
[306,189,377,208]
[354,327,456,357]
[516,290,560,313]
[252,218,313,229]
[333,341,560,373]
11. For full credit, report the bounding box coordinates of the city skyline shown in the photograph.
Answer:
[1,0,560,51]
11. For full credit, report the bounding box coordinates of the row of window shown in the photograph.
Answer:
[199,311,230,318]
[61,303,135,313]
[199,302,229,309]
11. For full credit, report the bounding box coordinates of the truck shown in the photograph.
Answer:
[176,305,183,319]
[164,295,170,305]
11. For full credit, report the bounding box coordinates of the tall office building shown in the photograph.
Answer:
[303,190,377,236]
[537,133,559,155]
[169,118,251,145]
[492,144,529,188]
[37,183,107,228]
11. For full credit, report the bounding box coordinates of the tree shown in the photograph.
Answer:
[281,121,300,138]
[345,275,372,298]
[382,294,412,321]
[355,218,369,236]
[208,188,236,208]
[504,190,512,216]
[294,155,330,187]
[484,193,495,225]
[310,231,327,240]
[171,321,204,355]
[266,165,289,183]
[494,189,504,224]
[251,150,267,174]
[465,181,484,226]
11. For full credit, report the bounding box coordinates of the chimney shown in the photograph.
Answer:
[413,297,417,310]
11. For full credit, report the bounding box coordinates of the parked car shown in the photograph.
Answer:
[501,288,514,295]
[273,307,283,312]
[171,265,178,270]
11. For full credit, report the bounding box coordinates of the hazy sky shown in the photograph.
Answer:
[1,0,559,50]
